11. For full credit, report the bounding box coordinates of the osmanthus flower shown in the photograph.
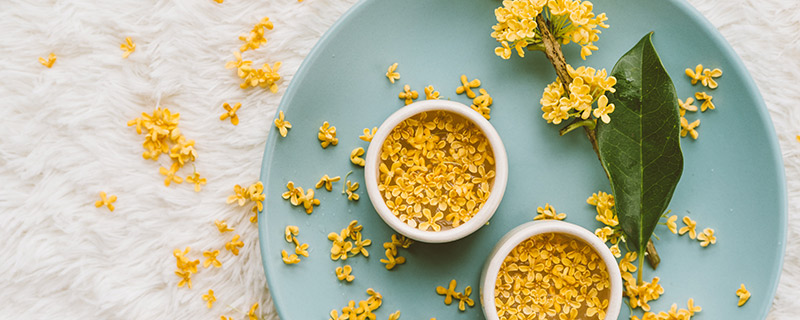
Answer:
[281,250,300,264]
[316,174,341,192]
[687,298,702,315]
[424,85,440,100]
[203,250,222,268]
[697,228,716,247]
[619,251,637,273]
[95,191,117,212]
[359,127,377,142]
[350,147,366,167]
[345,181,360,201]
[678,97,698,117]
[436,279,459,305]
[350,232,371,257]
[388,311,401,320]
[398,85,419,105]
[159,165,183,186]
[736,284,751,306]
[701,68,723,89]
[318,121,339,148]
[175,269,192,288]
[336,265,355,282]
[120,37,136,58]
[215,219,234,233]
[220,102,241,125]
[666,215,678,234]
[226,184,248,206]
[418,208,444,232]
[186,172,206,192]
[680,116,700,140]
[685,64,704,85]
[202,290,216,308]
[679,216,698,239]
[695,91,715,112]
[455,75,481,99]
[533,203,566,220]
[247,302,259,320]
[491,0,608,60]
[273,111,292,137]
[455,286,475,311]
[609,243,621,258]
[385,63,400,83]
[39,53,56,68]
[281,181,304,205]
[225,234,244,255]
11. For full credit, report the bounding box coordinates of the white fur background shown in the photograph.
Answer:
[0,0,797,319]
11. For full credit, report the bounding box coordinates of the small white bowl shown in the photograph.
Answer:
[364,100,508,243]
[480,220,622,320]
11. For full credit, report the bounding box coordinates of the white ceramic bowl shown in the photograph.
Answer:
[364,100,508,243]
[480,220,623,320]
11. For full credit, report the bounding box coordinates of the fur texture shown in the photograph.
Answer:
[0,0,797,319]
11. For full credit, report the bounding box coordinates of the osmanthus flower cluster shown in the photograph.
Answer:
[127,107,203,190]
[491,0,609,60]
[225,17,282,92]
[540,65,617,125]
[226,181,266,222]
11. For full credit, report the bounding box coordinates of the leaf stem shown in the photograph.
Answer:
[637,253,644,285]
[559,118,596,136]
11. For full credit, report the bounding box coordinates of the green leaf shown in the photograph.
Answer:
[596,33,684,261]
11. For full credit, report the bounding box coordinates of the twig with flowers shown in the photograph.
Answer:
[491,0,665,271]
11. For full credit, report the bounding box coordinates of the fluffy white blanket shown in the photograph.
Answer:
[0,0,797,319]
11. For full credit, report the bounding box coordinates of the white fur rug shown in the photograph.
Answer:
[0,0,797,319]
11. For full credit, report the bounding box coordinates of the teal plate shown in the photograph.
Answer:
[258,0,787,319]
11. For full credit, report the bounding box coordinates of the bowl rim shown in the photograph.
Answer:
[480,220,623,320]
[363,100,509,243]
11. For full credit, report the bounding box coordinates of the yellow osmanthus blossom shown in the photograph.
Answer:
[541,65,616,124]
[386,63,400,83]
[345,180,359,201]
[215,219,234,233]
[388,311,401,320]
[281,249,300,264]
[679,216,698,239]
[350,147,366,166]
[299,188,320,213]
[175,269,193,288]
[220,102,241,125]
[247,181,265,215]
[336,265,355,282]
[418,209,445,232]
[273,111,292,137]
[39,53,56,68]
[455,286,475,311]
[680,117,700,140]
[360,127,377,142]
[173,247,199,289]
[593,95,615,124]
[595,226,613,242]
[736,284,751,307]
[120,37,136,58]
[227,184,248,206]
[203,250,222,268]
[533,203,566,220]
[398,84,419,105]
[609,243,621,258]
[95,191,117,211]
[225,234,244,255]
[282,181,303,205]
[247,303,259,320]
[214,0,223,3]
[186,172,207,192]
[695,91,715,112]
[491,0,609,60]
[697,228,716,247]
[239,17,273,52]
[159,165,183,186]
[666,215,678,234]
[619,251,638,273]
[436,279,459,305]
[202,289,216,309]
[380,234,411,270]
[316,174,341,192]
[685,64,704,85]
[456,75,481,99]
[425,85,440,100]
[588,191,617,227]
[678,97,698,117]
[318,121,339,148]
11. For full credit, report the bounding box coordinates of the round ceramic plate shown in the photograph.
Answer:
[258,0,787,319]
